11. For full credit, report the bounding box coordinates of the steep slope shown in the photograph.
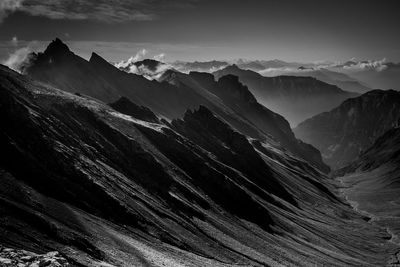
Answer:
[213,65,357,126]
[335,127,400,263]
[1,65,398,266]
[161,70,329,173]
[294,90,400,169]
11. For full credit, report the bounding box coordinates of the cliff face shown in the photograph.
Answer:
[213,65,357,126]
[294,89,400,169]
[1,65,397,266]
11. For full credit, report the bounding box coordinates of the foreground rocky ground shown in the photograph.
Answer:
[0,246,69,266]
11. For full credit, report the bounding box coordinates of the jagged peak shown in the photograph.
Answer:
[43,38,70,56]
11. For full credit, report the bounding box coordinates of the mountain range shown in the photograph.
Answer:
[1,38,400,266]
[169,59,400,92]
[23,38,329,173]
[1,58,398,266]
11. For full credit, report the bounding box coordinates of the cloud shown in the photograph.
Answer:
[0,0,201,23]
[0,0,23,23]
[1,40,45,72]
[342,58,388,72]
[131,61,174,80]
[3,46,31,72]
[115,48,148,69]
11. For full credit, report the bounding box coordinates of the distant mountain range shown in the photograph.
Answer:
[169,59,400,92]
[294,89,400,169]
[213,64,357,126]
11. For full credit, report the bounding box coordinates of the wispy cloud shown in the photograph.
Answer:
[3,46,31,71]
[0,0,23,23]
[0,0,200,23]
[0,40,46,71]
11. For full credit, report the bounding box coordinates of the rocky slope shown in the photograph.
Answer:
[1,64,398,266]
[0,246,69,266]
[213,64,357,126]
[294,89,400,169]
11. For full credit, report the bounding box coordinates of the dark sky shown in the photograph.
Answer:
[0,0,399,62]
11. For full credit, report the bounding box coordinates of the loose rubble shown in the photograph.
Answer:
[0,246,69,267]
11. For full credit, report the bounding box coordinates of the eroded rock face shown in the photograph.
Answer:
[0,246,69,266]
[294,89,400,169]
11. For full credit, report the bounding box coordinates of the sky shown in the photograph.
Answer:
[0,0,399,63]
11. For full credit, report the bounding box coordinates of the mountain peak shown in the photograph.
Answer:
[43,38,70,56]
